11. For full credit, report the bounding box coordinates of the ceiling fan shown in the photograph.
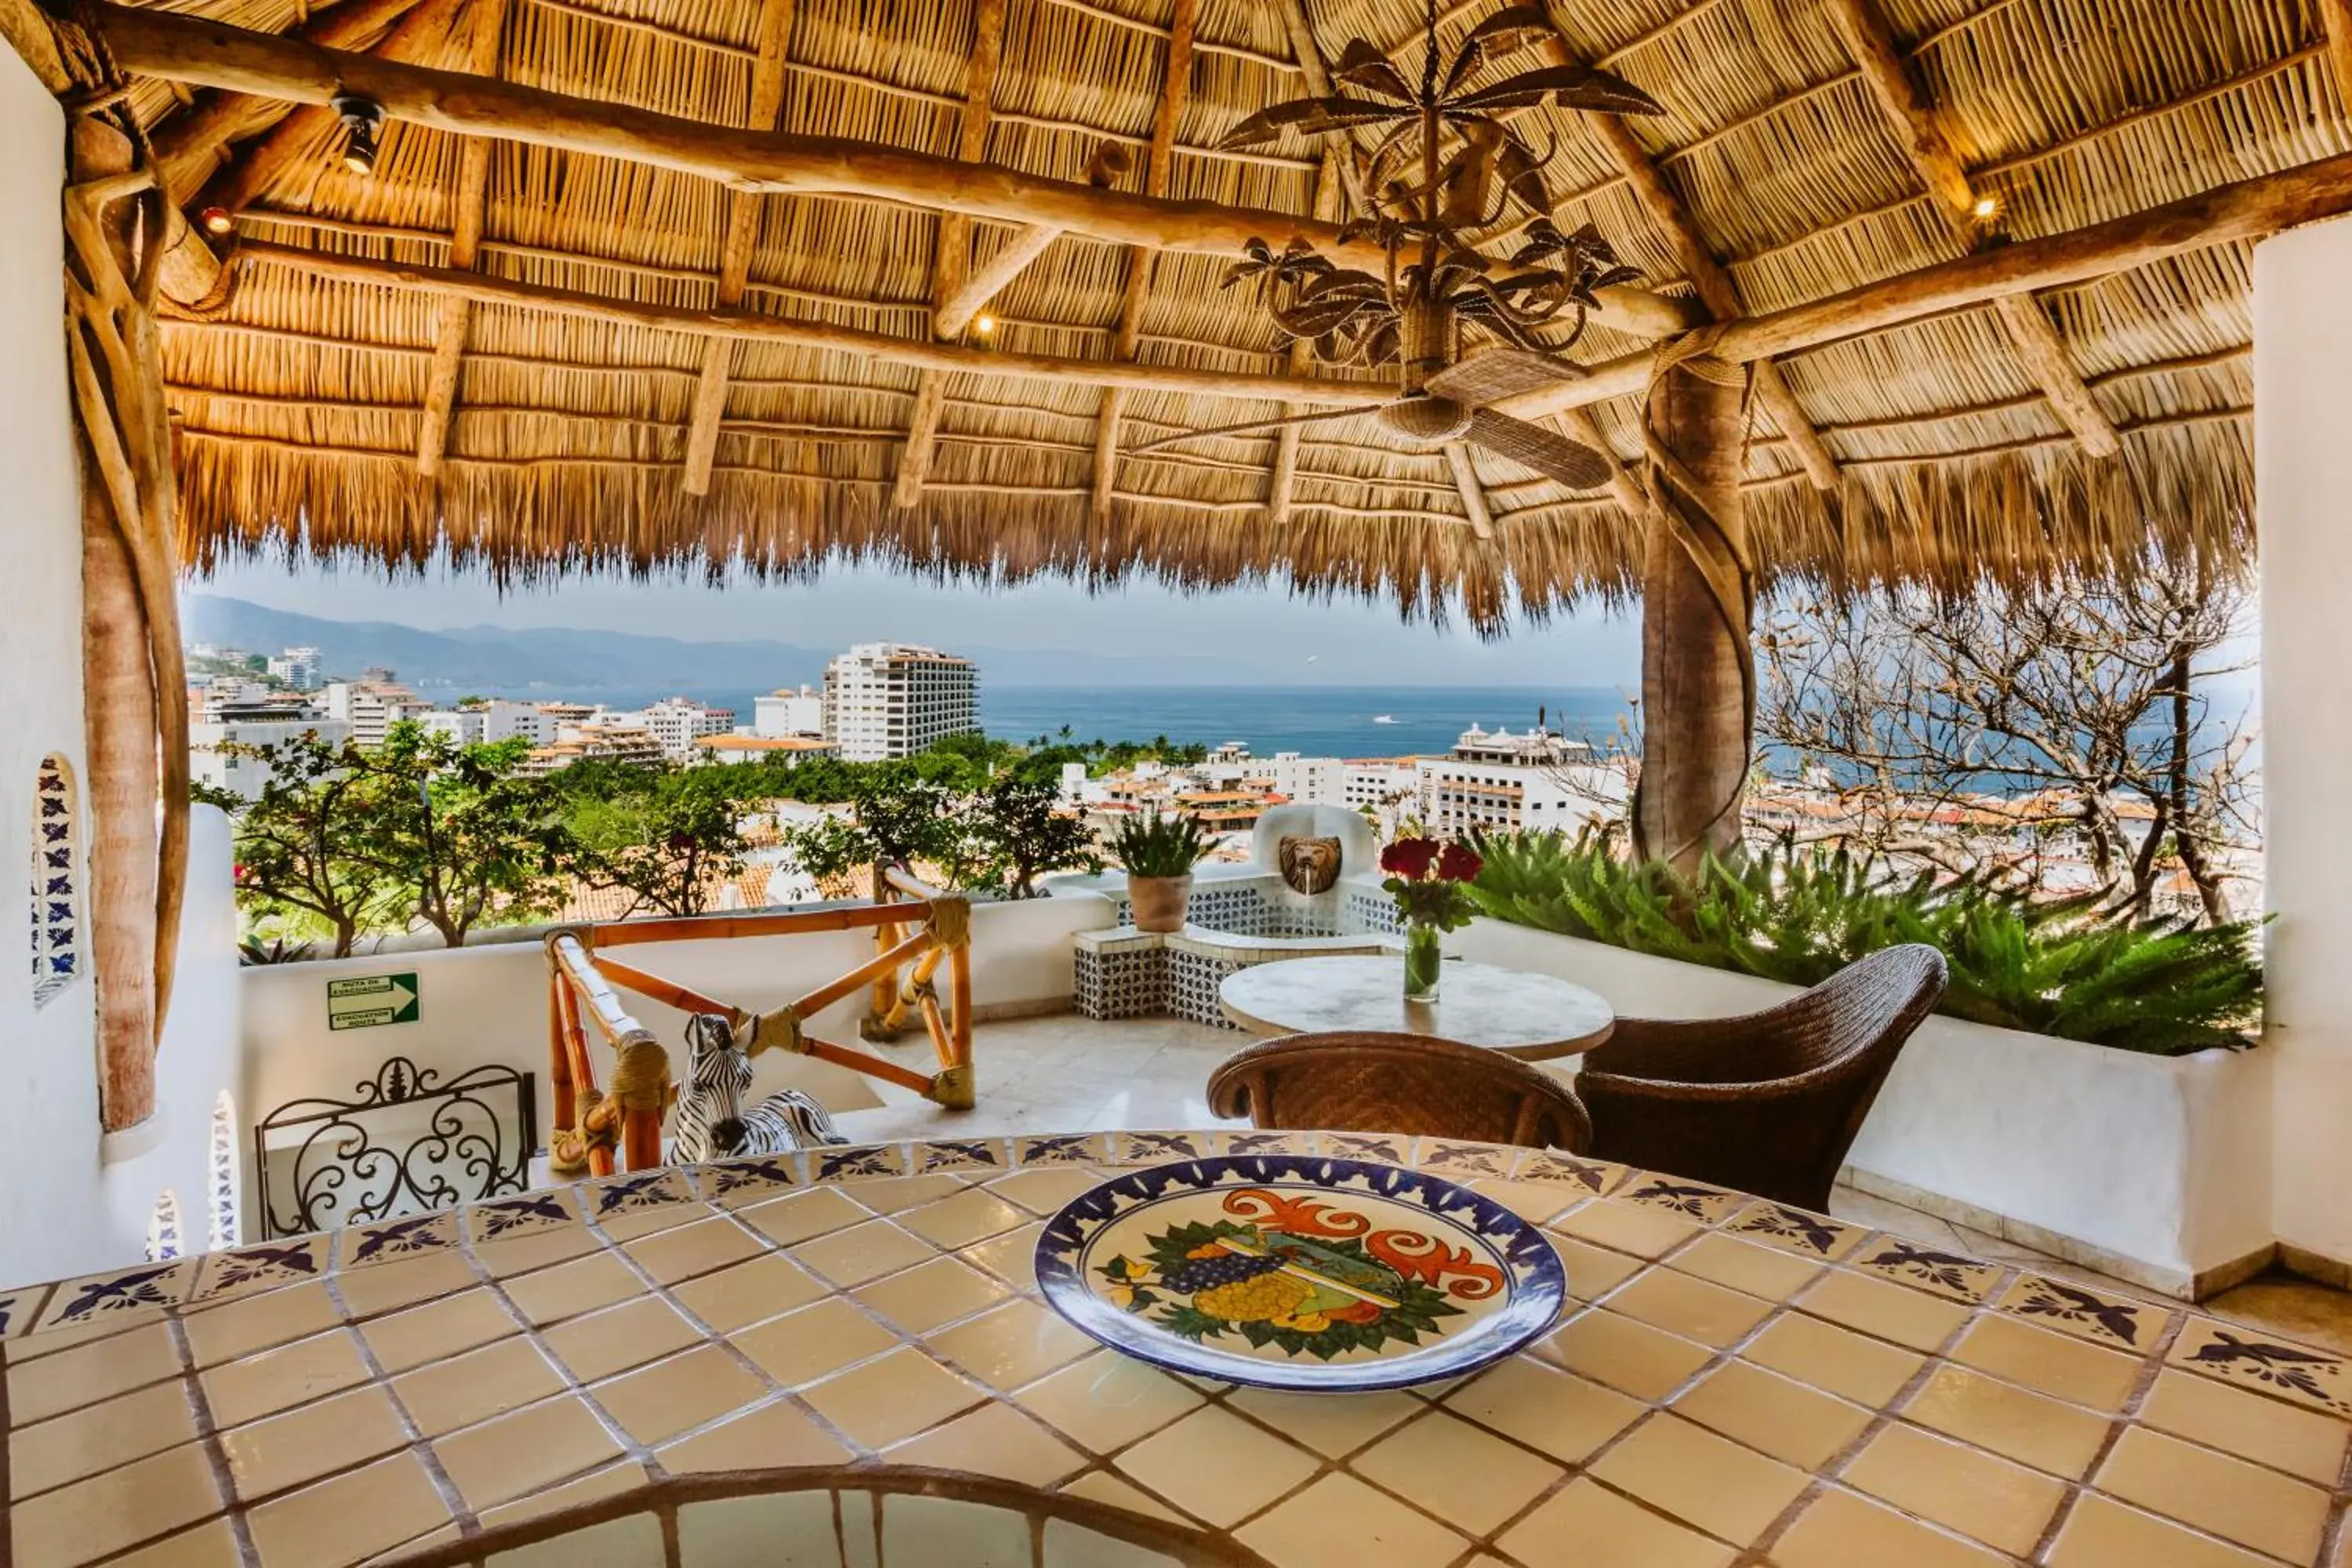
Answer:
[1129,2,1664,494]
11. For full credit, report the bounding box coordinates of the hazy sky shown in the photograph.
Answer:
[198,554,1646,688]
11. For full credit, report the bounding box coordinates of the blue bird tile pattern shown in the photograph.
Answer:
[28,755,79,1007]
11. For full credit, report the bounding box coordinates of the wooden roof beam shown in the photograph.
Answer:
[933,141,1129,342]
[1823,0,2119,459]
[895,0,1008,508]
[683,0,796,496]
[1093,0,1199,524]
[1265,149,1345,525]
[2327,0,2352,110]
[416,0,508,479]
[1443,445,1497,540]
[79,0,1690,338]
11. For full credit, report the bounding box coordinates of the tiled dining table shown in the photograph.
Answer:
[4,1129,2347,1568]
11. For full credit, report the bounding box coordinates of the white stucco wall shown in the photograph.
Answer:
[2257,215,2352,1272]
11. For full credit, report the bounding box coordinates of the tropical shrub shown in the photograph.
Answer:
[1112,811,1214,878]
[1466,826,2262,1055]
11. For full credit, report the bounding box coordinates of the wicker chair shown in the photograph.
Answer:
[1207,1031,1593,1152]
[1577,945,1947,1210]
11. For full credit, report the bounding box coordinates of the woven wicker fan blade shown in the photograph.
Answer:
[1127,405,1384,457]
[1466,408,1610,490]
[1423,347,1586,407]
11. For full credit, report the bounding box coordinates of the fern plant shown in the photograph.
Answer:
[1465,827,2261,1056]
[1112,811,1214,877]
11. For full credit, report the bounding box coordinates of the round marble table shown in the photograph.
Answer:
[1218,954,1615,1060]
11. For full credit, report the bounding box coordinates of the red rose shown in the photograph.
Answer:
[1438,842,1483,883]
[1381,838,1439,880]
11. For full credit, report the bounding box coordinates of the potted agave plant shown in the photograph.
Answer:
[1381,836,1483,1002]
[1114,811,1214,933]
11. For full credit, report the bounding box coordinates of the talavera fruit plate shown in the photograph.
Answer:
[1035,1154,1566,1392]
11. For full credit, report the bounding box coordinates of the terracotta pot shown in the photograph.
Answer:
[1127,873,1192,933]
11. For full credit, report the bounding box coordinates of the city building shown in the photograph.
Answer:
[1417,728,1626,836]
[626,697,739,760]
[481,699,559,746]
[521,723,664,774]
[693,734,835,766]
[419,709,487,746]
[823,642,978,761]
[263,645,320,687]
[187,708,352,800]
[1342,758,1424,811]
[753,684,826,739]
[320,676,431,749]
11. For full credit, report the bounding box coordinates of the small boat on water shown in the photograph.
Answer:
[1372,714,1396,724]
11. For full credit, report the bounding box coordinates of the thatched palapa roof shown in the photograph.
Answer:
[72,0,2347,626]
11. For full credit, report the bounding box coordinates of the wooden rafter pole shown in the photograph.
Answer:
[415,0,507,478]
[2326,0,2352,110]
[1443,445,1496,540]
[894,0,1007,509]
[78,0,1690,337]
[682,0,795,496]
[1093,0,1199,523]
[934,140,1129,342]
[1823,0,2119,457]
[1559,406,1645,516]
[1266,149,1344,524]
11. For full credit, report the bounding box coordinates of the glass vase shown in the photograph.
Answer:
[1403,920,1443,1003]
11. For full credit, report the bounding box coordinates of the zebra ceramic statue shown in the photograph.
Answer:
[670,1014,848,1163]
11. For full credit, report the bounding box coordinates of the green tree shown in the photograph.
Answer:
[366,725,574,946]
[197,730,403,957]
[972,775,1101,897]
[567,765,752,916]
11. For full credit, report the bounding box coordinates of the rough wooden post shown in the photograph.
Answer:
[1634,357,1752,877]
[82,481,158,1131]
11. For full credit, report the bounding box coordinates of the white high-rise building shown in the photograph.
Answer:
[753,685,826,739]
[320,678,431,749]
[419,710,487,746]
[481,700,559,746]
[264,646,321,688]
[1416,727,1626,835]
[188,712,352,800]
[822,643,978,761]
[627,697,738,760]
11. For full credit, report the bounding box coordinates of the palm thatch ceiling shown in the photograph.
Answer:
[75,0,2343,626]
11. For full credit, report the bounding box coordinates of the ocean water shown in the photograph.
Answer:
[974,684,1634,758]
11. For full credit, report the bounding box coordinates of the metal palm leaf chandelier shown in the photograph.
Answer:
[1135,1,1664,492]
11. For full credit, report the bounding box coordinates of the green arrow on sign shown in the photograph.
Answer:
[327,972,419,1030]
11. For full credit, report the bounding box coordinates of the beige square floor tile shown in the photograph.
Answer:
[842,1173,968,1214]
[1550,1199,1703,1259]
[485,1511,661,1568]
[852,1255,1009,1334]
[738,1185,872,1247]
[1497,1478,1734,1568]
[1947,1313,2141,1412]
[964,1220,1047,1291]
[926,1298,1093,1391]
[1843,1421,2066,1555]
[1236,1472,1472,1568]
[886,1401,1087,1486]
[1550,1235,1647,1301]
[499,1250,643,1327]
[541,1296,701,1383]
[1114,1405,1322,1529]
[791,1219,937,1287]
[1444,1356,1644,1463]
[331,1254,475,1320]
[1469,1177,1586,1225]
[670,1251,829,1334]
[1772,1489,2011,1568]
[985,1167,1105,1216]
[1056,1471,1190,1528]
[2048,1494,2281,1568]
[477,1460,647,1530]
[201,1329,372,1428]
[221,1385,409,1501]
[1904,1363,2112,1479]
[1742,1313,1924,1407]
[655,1397,854,1474]
[2093,1425,2328,1564]
[1352,1410,1564,1535]
[470,1225,600,1279]
[1538,1308,1714,1399]
[733,1297,898,1387]
[1590,1413,1808,1546]
[799,1345,987,1448]
[182,1283,339,1370]
[105,1518,243,1568]
[391,1336,563,1437]
[1671,1232,1826,1301]
[898,1186,1028,1250]
[2137,1368,2351,1484]
[1668,1359,1871,1470]
[9,1379,198,1500]
[592,1345,768,1445]
[1608,1269,1774,1348]
[5,1441,221,1566]
[622,1216,768,1285]
[8,1320,180,1424]
[434,1396,622,1510]
[1016,1350,1205,1453]
[1226,1388,1420,1458]
[1798,1269,1969,1352]
[244,1452,448,1568]
[358,1288,516,1375]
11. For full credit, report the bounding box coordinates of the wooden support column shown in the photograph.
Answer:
[416,0,508,477]
[1092,0,1198,523]
[894,0,1006,508]
[1824,0,2120,457]
[2327,0,2352,108]
[1635,357,1751,875]
[81,487,159,1130]
[682,0,795,495]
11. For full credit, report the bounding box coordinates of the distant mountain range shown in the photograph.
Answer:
[182,595,1274,693]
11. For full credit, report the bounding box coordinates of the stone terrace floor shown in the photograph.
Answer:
[840,1014,2352,1356]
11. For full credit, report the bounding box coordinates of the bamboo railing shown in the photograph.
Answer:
[543,886,975,1175]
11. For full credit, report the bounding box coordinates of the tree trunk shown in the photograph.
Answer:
[82,477,158,1131]
[1635,358,1753,876]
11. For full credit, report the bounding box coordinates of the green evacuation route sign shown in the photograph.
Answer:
[327,973,419,1031]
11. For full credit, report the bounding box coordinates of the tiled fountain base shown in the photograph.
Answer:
[1074,927,1399,1030]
